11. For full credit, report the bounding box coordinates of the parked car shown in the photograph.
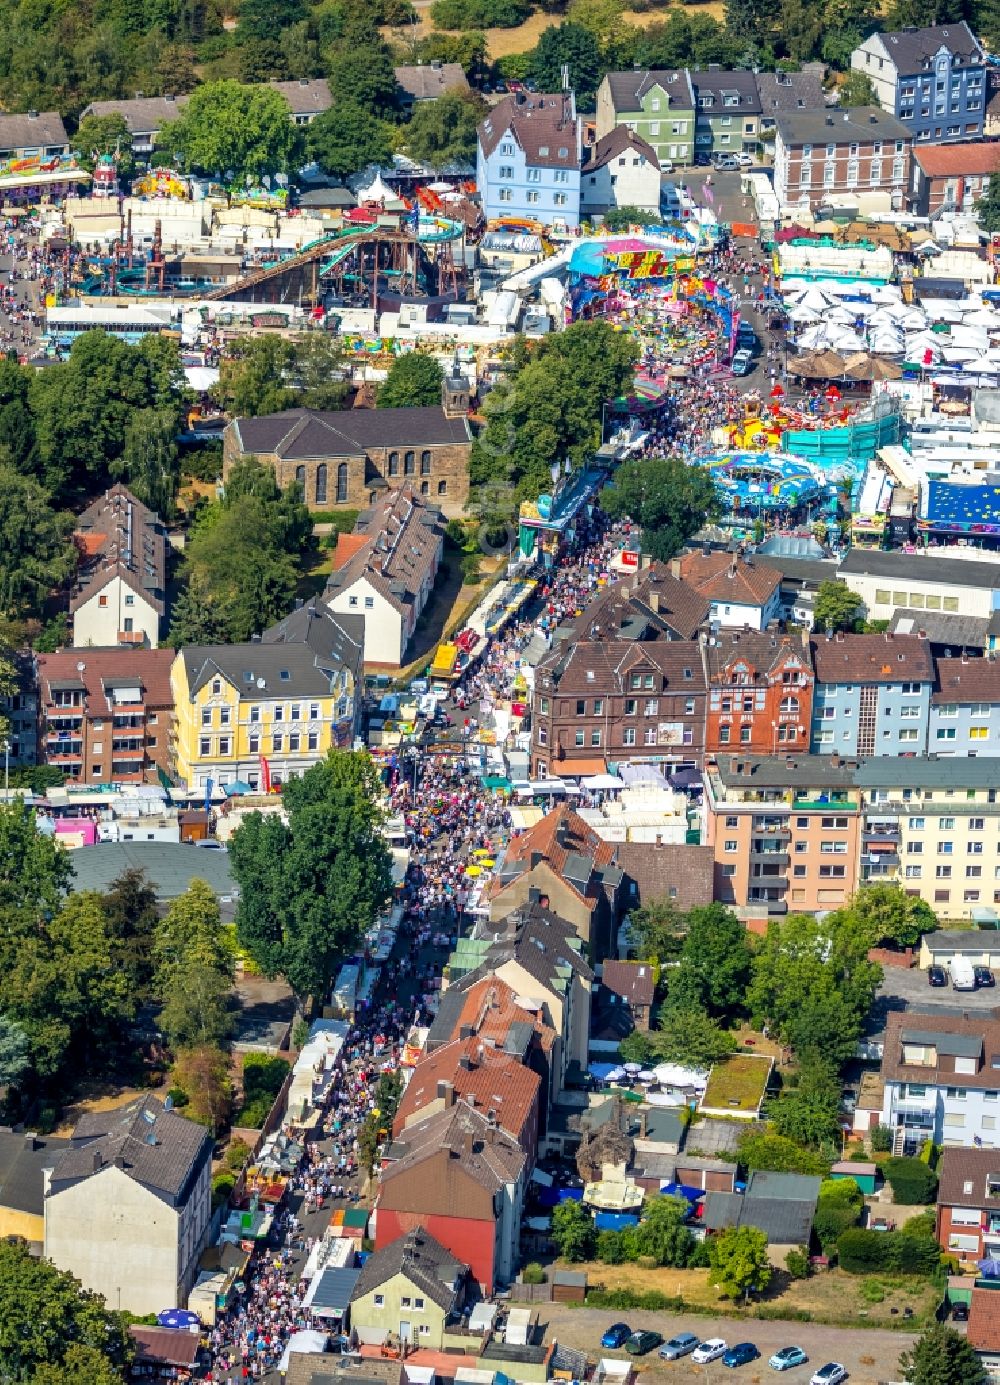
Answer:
[928,964,948,987]
[810,1365,848,1385]
[692,1340,728,1364]
[952,1302,970,1322]
[601,1324,632,1349]
[975,966,995,987]
[769,1347,808,1371]
[723,1344,760,1368]
[660,1334,699,1361]
[625,1331,663,1356]
[713,153,739,170]
[735,152,755,167]
[731,348,754,377]
[736,324,758,353]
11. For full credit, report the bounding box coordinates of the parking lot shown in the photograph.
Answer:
[541,1303,917,1385]
[875,963,1000,1014]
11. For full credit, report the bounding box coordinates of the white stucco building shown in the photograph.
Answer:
[44,1095,213,1315]
[71,485,167,648]
[581,126,662,217]
[879,1011,1000,1155]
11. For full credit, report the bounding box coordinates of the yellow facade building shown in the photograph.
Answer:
[169,602,364,791]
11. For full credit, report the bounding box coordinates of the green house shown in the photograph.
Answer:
[596,70,696,169]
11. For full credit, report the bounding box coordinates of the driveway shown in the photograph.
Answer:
[539,1302,916,1385]
[875,963,1000,1014]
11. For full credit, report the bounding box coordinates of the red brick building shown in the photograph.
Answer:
[910,141,1000,216]
[376,1103,526,1293]
[37,647,174,785]
[935,1147,1000,1269]
[702,629,814,756]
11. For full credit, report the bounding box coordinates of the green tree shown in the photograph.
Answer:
[101,868,160,1001]
[154,879,234,989]
[0,1012,30,1088]
[650,1006,737,1068]
[837,69,878,107]
[0,357,38,473]
[618,1030,654,1066]
[883,1156,938,1206]
[403,90,485,168]
[306,102,393,180]
[472,321,637,500]
[291,332,351,411]
[736,1129,828,1175]
[213,336,297,417]
[707,1224,772,1301]
[834,883,937,951]
[73,112,136,180]
[0,1240,132,1379]
[551,1199,596,1261]
[602,206,662,231]
[0,463,75,618]
[899,1324,986,1385]
[667,903,752,1019]
[812,579,861,634]
[603,455,721,562]
[159,958,235,1050]
[378,353,445,409]
[327,24,398,118]
[237,0,306,41]
[530,22,604,109]
[230,751,394,1005]
[632,1194,695,1266]
[171,1042,233,1134]
[768,1055,842,1146]
[158,79,300,180]
[33,1343,129,1385]
[112,407,181,520]
[165,583,232,647]
[628,896,687,963]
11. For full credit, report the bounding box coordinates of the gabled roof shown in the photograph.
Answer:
[79,95,189,135]
[0,110,69,151]
[932,656,1000,705]
[453,902,595,1001]
[49,1096,210,1207]
[703,628,812,685]
[180,612,362,699]
[0,1130,70,1218]
[840,546,1000,588]
[810,632,934,685]
[968,1287,1000,1352]
[756,69,825,114]
[268,78,332,116]
[351,1226,466,1311]
[574,562,710,642]
[393,1035,540,1143]
[678,550,781,607]
[394,63,470,102]
[37,647,175,710]
[881,1009,1000,1092]
[876,21,983,72]
[326,487,444,616]
[615,842,715,912]
[583,126,659,173]
[937,1147,1000,1208]
[380,1103,526,1207]
[426,974,557,1055]
[602,69,695,113]
[494,806,617,905]
[537,638,706,695]
[232,406,470,459]
[774,105,910,147]
[478,92,579,168]
[915,141,1000,178]
[71,483,166,616]
[601,960,654,1008]
[691,70,762,115]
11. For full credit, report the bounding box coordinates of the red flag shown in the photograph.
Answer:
[259,755,271,793]
[923,348,933,366]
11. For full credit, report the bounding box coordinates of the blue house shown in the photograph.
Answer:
[477,91,582,229]
[851,22,986,145]
[810,632,935,757]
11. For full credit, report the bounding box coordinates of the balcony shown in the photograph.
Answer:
[865,829,901,847]
[752,818,790,836]
[751,848,790,867]
[47,752,83,765]
[110,747,145,759]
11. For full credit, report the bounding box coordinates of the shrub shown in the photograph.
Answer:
[870,1124,893,1153]
[235,1053,291,1127]
[521,1262,545,1285]
[596,1230,627,1264]
[918,1140,940,1169]
[888,1233,941,1277]
[224,1137,253,1172]
[884,1156,938,1205]
[785,1247,811,1280]
[813,1184,862,1250]
[585,1288,688,1312]
[859,1278,885,1304]
[167,1086,189,1109]
[838,1228,892,1274]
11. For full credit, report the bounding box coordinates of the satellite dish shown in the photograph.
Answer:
[76,661,86,672]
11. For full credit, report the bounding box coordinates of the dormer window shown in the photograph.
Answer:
[538,145,549,156]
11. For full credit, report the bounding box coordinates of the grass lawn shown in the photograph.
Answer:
[572,1261,940,1328]
[701,1053,772,1115]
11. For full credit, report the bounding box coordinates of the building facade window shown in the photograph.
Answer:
[316,464,328,504]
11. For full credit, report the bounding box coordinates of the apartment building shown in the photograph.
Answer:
[857,758,1000,918]
[851,22,986,144]
[910,141,1000,215]
[677,551,782,630]
[756,67,826,139]
[935,1148,1000,1270]
[930,656,1000,756]
[477,92,582,229]
[703,629,814,757]
[36,648,174,786]
[594,70,696,169]
[703,754,862,917]
[810,632,935,757]
[531,639,706,779]
[879,1009,1000,1153]
[773,107,911,210]
[691,70,761,159]
[169,600,364,791]
[71,485,167,649]
[580,126,662,217]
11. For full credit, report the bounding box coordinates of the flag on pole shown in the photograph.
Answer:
[260,756,271,793]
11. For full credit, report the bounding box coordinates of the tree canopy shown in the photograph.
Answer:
[665,903,753,1019]
[899,1324,987,1385]
[530,23,604,109]
[378,353,445,409]
[306,103,394,181]
[813,579,861,634]
[158,80,300,180]
[707,1224,772,1301]
[404,90,485,168]
[603,455,721,561]
[230,751,394,1004]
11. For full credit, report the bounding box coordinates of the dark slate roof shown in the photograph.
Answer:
[703,1186,817,1243]
[269,79,333,116]
[756,70,825,114]
[773,106,910,147]
[603,69,695,112]
[890,609,988,650]
[840,547,1000,589]
[394,64,470,102]
[583,125,660,173]
[691,70,762,116]
[0,110,69,152]
[50,1096,211,1207]
[877,21,983,72]
[80,95,189,135]
[232,406,470,459]
[181,601,363,698]
[0,1130,70,1218]
[351,1226,466,1310]
[310,1265,362,1314]
[326,488,444,615]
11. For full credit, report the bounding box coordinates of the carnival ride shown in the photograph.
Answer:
[700,451,826,516]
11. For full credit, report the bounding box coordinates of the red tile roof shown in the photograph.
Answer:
[915,142,1000,177]
[601,960,655,1008]
[678,551,781,607]
[968,1287,1000,1351]
[497,805,616,903]
[810,632,935,685]
[332,532,371,570]
[37,647,175,710]
[932,656,1000,706]
[393,1036,540,1145]
[444,975,557,1053]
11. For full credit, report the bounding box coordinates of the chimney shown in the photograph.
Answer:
[459,1055,473,1071]
[669,557,682,579]
[23,1132,37,1151]
[459,1024,474,1040]
[831,753,841,768]
[785,756,795,768]
[92,1151,103,1173]
[438,1080,456,1108]
[539,893,550,909]
[834,631,845,642]
[530,851,543,869]
[649,591,660,612]
[918,629,927,640]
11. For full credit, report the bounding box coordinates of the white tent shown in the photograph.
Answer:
[278,1330,330,1374]
[356,170,393,205]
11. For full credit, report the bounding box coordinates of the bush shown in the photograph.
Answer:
[838,1228,892,1274]
[918,1140,940,1169]
[870,1124,893,1153]
[585,1288,688,1312]
[888,1232,941,1277]
[224,1137,253,1172]
[785,1247,811,1280]
[166,1086,189,1109]
[211,1171,235,1207]
[181,441,223,483]
[596,1230,628,1264]
[521,1262,545,1285]
[859,1278,885,1304]
[235,1053,290,1129]
[884,1156,938,1205]
[813,1182,863,1250]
